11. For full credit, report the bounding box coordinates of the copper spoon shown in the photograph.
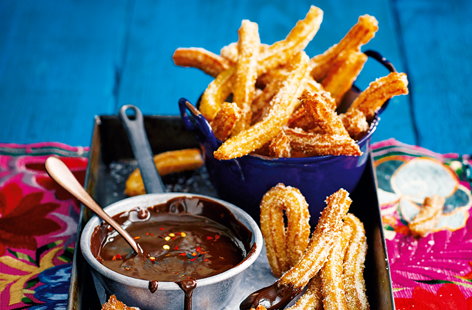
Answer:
[45,156,142,254]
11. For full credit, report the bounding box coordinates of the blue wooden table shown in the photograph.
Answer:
[0,0,471,154]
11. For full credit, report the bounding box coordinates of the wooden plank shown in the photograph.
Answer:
[393,0,472,154]
[0,0,129,146]
[118,0,415,144]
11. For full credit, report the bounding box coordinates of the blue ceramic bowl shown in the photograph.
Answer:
[179,50,394,224]
[179,98,379,224]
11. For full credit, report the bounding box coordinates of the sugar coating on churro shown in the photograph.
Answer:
[343,213,369,310]
[260,183,311,277]
[279,189,352,288]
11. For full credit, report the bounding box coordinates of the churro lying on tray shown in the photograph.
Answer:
[241,188,352,309]
[124,148,203,196]
[260,184,311,277]
[247,184,370,310]
[101,295,139,310]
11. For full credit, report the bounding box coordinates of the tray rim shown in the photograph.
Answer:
[67,114,395,310]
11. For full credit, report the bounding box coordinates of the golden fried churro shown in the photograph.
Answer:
[340,109,370,140]
[220,42,269,65]
[102,295,138,310]
[233,20,261,133]
[311,15,378,81]
[124,149,203,196]
[409,195,445,237]
[172,47,231,77]
[199,67,234,120]
[287,105,313,130]
[349,72,409,120]
[268,130,292,158]
[260,6,323,74]
[211,102,241,141]
[320,222,353,310]
[260,184,311,277]
[301,92,347,135]
[285,127,362,157]
[286,275,323,310]
[241,189,352,310]
[343,213,369,310]
[322,51,367,104]
[220,42,238,64]
[213,52,309,160]
[280,188,352,289]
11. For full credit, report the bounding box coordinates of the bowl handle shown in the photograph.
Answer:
[178,98,220,151]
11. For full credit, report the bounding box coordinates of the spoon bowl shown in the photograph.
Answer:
[45,156,142,254]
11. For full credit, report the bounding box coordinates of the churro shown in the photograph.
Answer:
[340,109,370,140]
[320,222,353,310]
[349,72,409,120]
[300,91,347,135]
[172,47,230,77]
[343,213,369,310]
[321,50,367,104]
[213,52,309,160]
[280,189,351,288]
[286,275,323,310]
[260,184,311,277]
[101,295,138,310]
[233,20,260,133]
[284,127,362,157]
[175,6,408,159]
[211,102,241,141]
[268,130,292,158]
[124,148,203,196]
[409,195,445,237]
[200,67,234,120]
[241,189,352,310]
[311,14,378,81]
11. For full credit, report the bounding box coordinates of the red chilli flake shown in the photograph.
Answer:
[206,236,213,240]
[214,234,220,241]
[112,254,123,261]
[133,236,141,240]
[159,227,165,231]
[174,246,179,250]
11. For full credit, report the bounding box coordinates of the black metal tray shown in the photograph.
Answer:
[67,115,394,310]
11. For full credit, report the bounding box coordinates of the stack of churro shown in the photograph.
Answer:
[243,186,369,310]
[173,5,409,160]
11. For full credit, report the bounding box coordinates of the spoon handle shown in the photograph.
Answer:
[45,157,141,254]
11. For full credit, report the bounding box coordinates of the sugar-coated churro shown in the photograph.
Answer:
[124,149,203,196]
[233,20,260,133]
[214,52,309,160]
[172,47,231,77]
[320,222,353,310]
[260,184,311,277]
[343,213,369,310]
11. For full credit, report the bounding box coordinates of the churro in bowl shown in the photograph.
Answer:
[176,5,408,222]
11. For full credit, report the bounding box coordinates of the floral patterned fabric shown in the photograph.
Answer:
[0,143,88,309]
[372,139,472,309]
[1,140,471,309]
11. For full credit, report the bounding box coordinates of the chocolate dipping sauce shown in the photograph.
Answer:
[91,196,254,310]
[239,282,301,310]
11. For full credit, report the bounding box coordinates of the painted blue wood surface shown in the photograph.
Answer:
[0,0,470,154]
